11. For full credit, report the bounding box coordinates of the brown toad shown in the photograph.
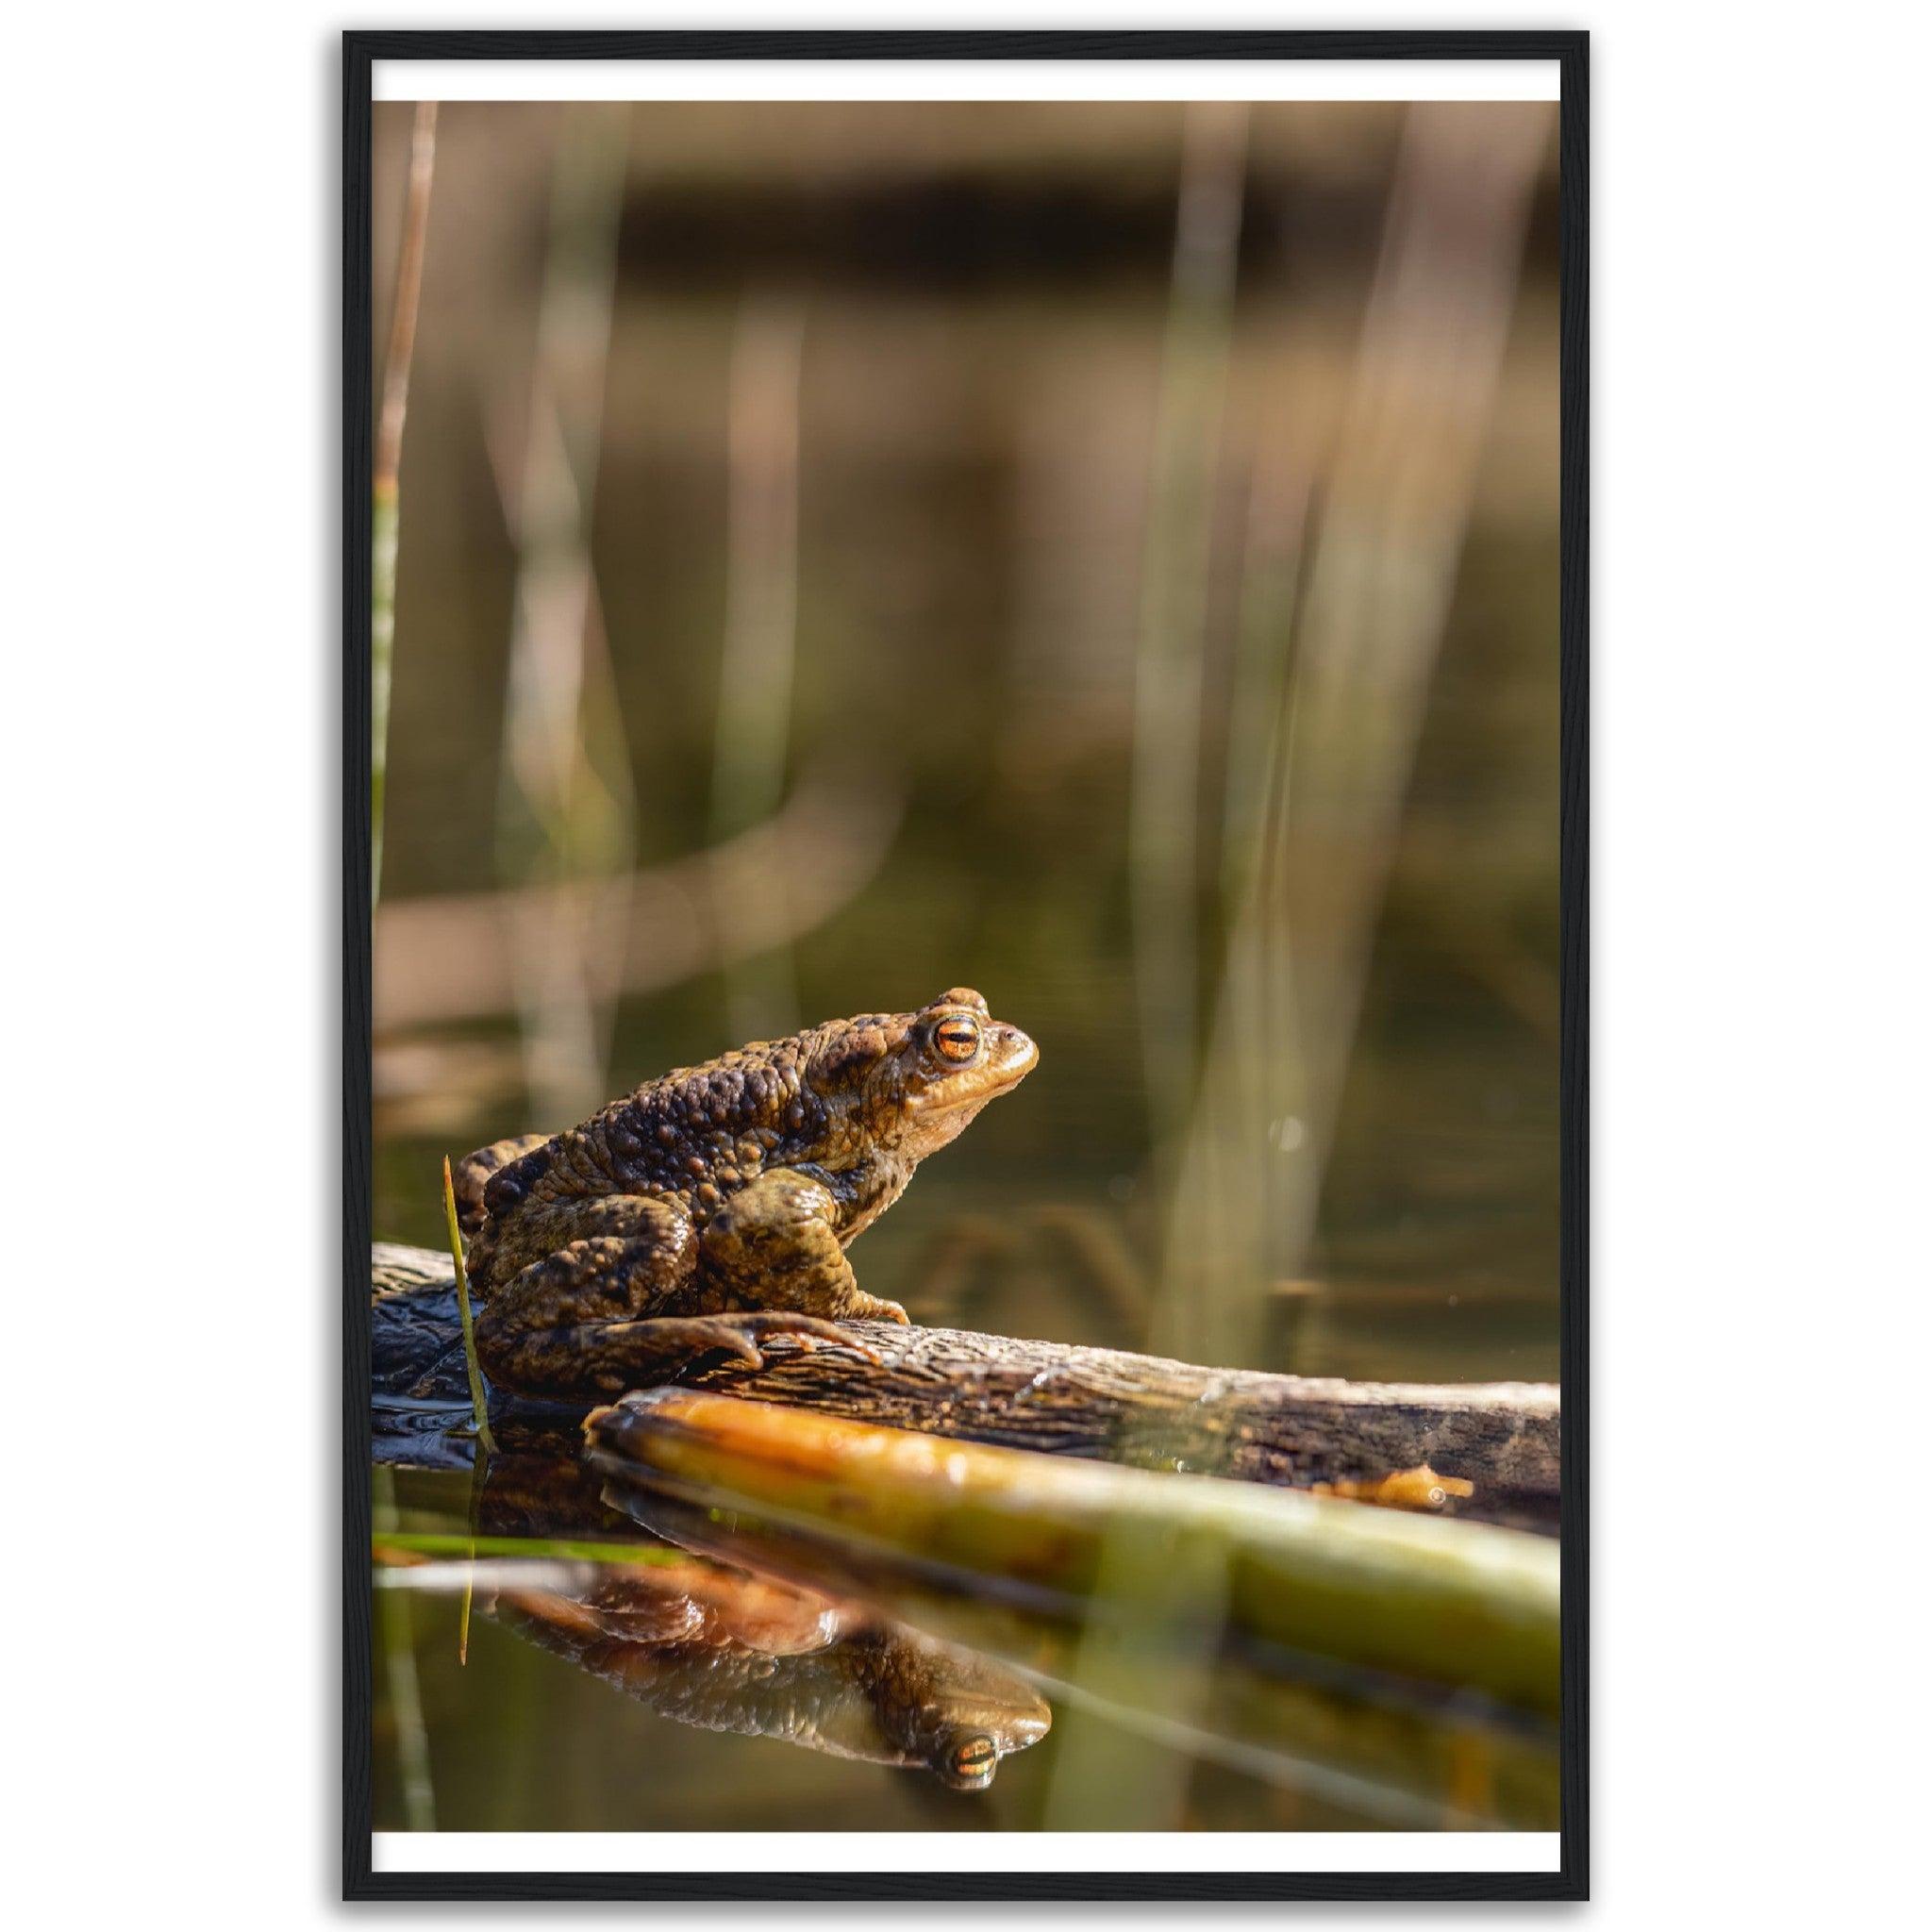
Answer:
[453,989,1037,1397]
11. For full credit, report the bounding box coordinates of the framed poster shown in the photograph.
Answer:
[345,27,1586,1902]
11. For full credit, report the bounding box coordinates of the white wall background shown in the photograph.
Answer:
[4,0,1926,1921]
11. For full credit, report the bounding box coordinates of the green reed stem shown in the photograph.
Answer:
[375,1532,691,1568]
[441,1156,498,1459]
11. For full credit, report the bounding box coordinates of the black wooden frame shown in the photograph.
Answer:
[342,27,1588,1902]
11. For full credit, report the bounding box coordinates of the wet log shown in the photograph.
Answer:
[371,1242,1558,1530]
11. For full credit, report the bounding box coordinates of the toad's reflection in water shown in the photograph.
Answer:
[479,1553,1051,1789]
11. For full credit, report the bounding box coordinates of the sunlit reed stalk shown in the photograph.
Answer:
[1127,100,1249,1146]
[710,296,807,1044]
[371,99,438,910]
[491,104,634,1126]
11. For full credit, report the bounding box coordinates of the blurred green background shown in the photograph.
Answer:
[371,92,1560,1837]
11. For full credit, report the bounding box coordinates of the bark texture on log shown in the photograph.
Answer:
[370,1243,1557,1530]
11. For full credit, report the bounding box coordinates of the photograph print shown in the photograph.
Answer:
[348,30,1585,1900]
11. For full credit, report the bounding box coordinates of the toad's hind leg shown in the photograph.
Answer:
[475,1199,858,1399]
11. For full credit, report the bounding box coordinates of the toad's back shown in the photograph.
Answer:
[479,1013,917,1224]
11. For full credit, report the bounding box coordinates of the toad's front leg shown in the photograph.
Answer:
[474,1194,859,1398]
[699,1168,908,1324]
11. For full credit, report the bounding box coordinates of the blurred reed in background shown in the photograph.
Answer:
[487,100,633,1130]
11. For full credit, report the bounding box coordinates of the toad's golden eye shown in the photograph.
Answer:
[934,1014,981,1062]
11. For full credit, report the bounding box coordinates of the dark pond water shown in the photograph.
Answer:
[371,1446,1557,1835]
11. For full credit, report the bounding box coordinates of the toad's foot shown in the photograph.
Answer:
[502,1306,884,1398]
[670,1310,883,1375]
[477,1308,876,1399]
[847,1291,910,1324]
